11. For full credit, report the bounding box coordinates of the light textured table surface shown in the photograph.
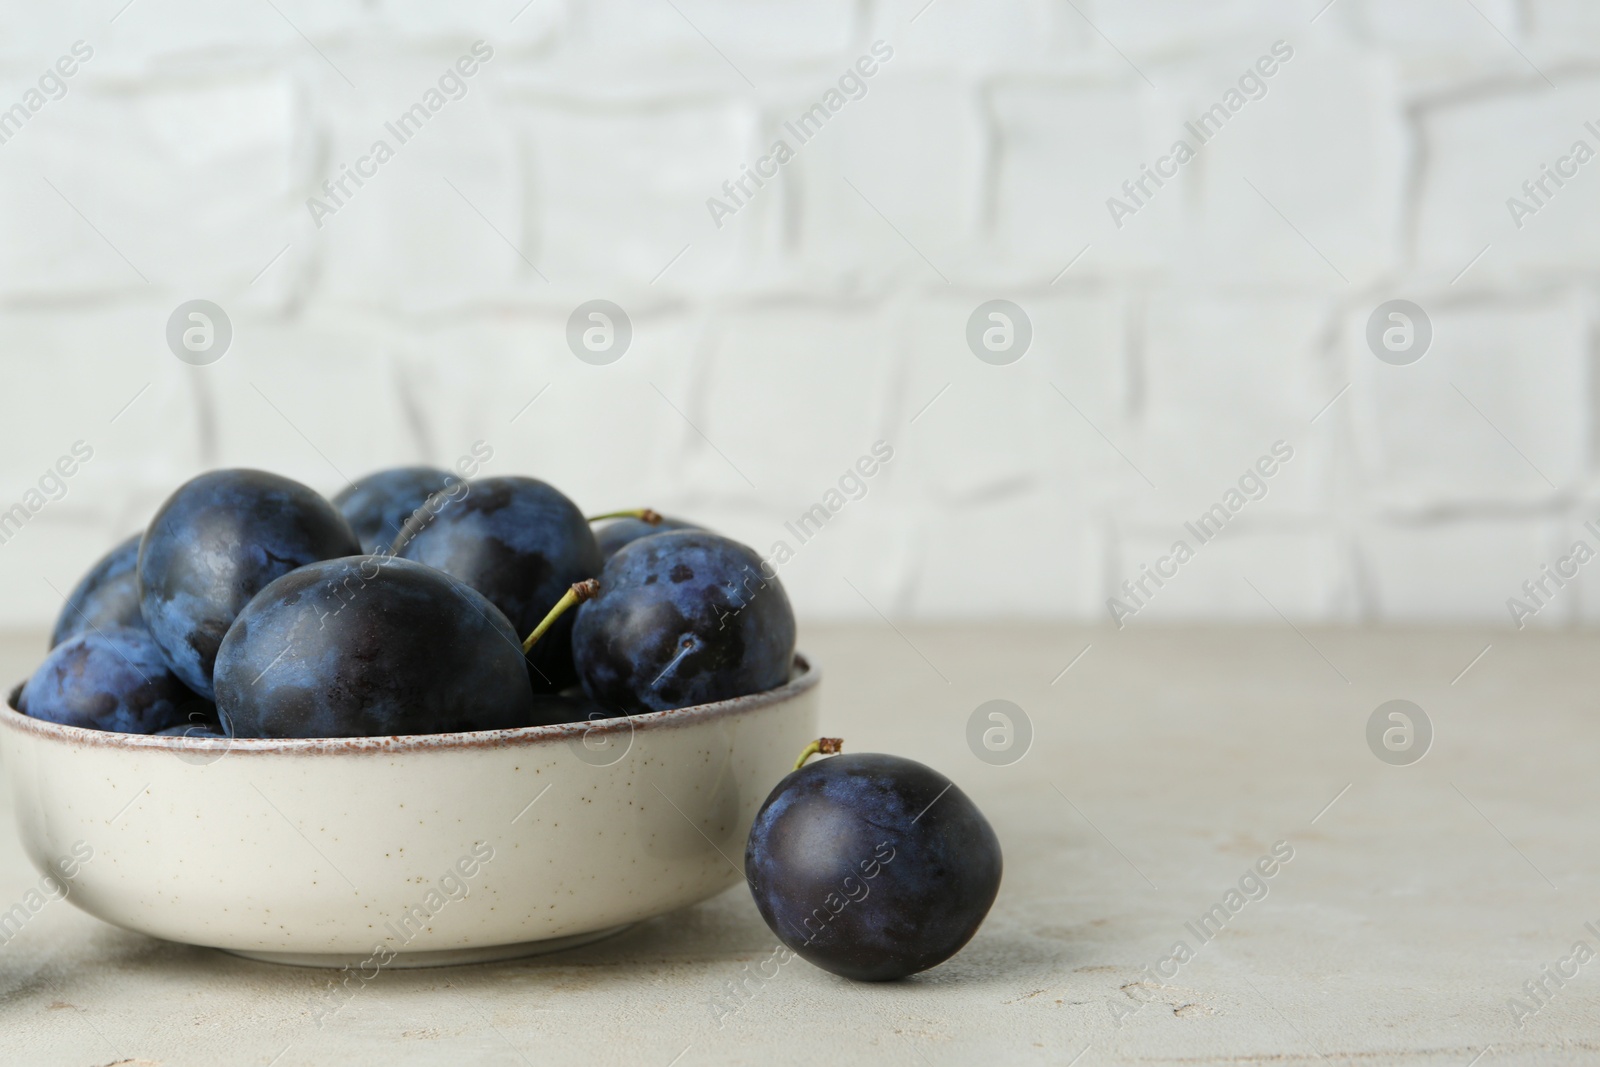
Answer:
[1,623,1595,1066]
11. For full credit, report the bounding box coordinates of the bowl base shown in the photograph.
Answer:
[219,923,634,970]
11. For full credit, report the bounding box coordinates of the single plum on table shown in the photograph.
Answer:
[745,746,1002,981]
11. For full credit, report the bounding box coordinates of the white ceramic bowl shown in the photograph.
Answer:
[0,656,818,968]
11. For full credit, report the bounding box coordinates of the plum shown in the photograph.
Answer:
[138,469,359,698]
[570,530,794,714]
[21,626,199,734]
[391,476,600,692]
[527,691,613,728]
[745,749,1002,981]
[332,466,455,554]
[213,555,534,738]
[50,533,146,647]
[595,514,700,559]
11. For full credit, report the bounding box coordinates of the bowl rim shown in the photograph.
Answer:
[0,652,817,756]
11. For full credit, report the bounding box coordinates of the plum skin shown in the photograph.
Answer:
[50,533,146,648]
[153,703,227,737]
[138,469,360,699]
[572,530,794,714]
[744,753,1002,981]
[332,466,455,554]
[20,626,200,734]
[391,476,600,692]
[595,515,699,559]
[155,722,227,737]
[213,555,534,738]
[527,691,611,728]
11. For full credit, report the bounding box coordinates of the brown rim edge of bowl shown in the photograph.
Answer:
[0,653,818,755]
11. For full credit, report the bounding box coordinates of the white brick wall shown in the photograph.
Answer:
[0,1,1594,628]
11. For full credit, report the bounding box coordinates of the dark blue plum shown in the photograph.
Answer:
[391,476,600,692]
[50,533,146,648]
[138,469,360,699]
[213,556,534,738]
[595,515,701,559]
[152,695,226,737]
[154,711,227,738]
[745,752,1002,981]
[527,691,612,728]
[572,530,794,714]
[155,722,227,737]
[332,466,455,554]
[20,626,199,734]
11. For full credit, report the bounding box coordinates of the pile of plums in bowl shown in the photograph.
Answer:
[5,466,999,977]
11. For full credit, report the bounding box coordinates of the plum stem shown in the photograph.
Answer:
[586,508,662,524]
[521,579,601,654]
[793,737,843,770]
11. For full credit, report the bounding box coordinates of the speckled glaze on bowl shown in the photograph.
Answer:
[0,656,818,968]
